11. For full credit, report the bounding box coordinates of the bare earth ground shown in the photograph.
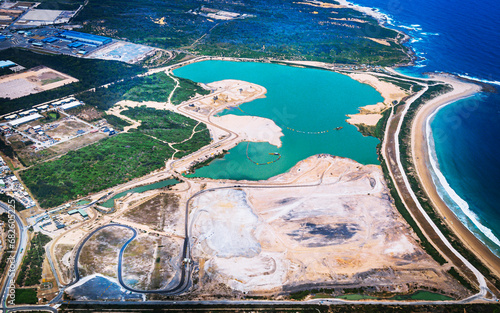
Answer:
[78,226,134,278]
[187,155,468,298]
[0,66,78,99]
[74,154,470,300]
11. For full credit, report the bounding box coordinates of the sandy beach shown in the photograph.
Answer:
[411,75,500,278]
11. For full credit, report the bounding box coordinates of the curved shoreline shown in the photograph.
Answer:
[411,76,500,279]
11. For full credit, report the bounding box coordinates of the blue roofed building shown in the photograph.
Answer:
[0,60,16,68]
[58,30,112,46]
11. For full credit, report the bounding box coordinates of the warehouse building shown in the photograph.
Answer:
[8,113,42,127]
[58,30,111,46]
[60,100,81,110]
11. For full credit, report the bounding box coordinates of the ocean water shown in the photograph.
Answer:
[349,0,500,255]
[174,61,382,180]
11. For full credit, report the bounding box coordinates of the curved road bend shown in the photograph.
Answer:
[381,84,494,299]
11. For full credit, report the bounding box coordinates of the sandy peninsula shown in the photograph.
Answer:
[411,75,500,279]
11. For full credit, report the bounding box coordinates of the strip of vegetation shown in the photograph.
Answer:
[398,84,500,290]
[14,288,38,305]
[60,302,500,313]
[0,48,145,115]
[16,233,51,287]
[187,149,228,174]
[0,213,14,275]
[448,267,477,292]
[103,114,131,131]
[379,157,447,265]
[36,0,84,10]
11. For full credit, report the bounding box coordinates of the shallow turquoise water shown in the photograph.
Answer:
[174,61,382,180]
[101,179,179,208]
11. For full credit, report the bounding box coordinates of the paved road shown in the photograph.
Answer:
[0,202,28,312]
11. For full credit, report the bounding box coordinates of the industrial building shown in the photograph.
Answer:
[68,208,88,218]
[18,109,38,117]
[4,114,18,120]
[8,113,42,127]
[60,100,81,110]
[52,97,76,107]
[37,104,49,111]
[0,60,15,68]
[42,37,58,43]
[58,30,111,46]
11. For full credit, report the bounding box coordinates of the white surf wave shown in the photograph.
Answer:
[426,108,500,249]
[456,74,500,86]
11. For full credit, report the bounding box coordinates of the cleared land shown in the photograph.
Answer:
[0,66,77,99]
[187,155,467,298]
[82,154,471,300]
[79,226,134,278]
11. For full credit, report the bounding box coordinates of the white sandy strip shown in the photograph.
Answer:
[346,113,383,126]
[348,73,407,105]
[211,114,284,148]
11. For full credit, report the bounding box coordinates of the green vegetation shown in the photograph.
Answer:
[21,107,210,208]
[187,149,228,174]
[16,233,51,287]
[447,267,476,292]
[121,106,209,143]
[172,127,211,157]
[0,137,16,159]
[20,132,174,208]
[41,110,60,123]
[36,0,84,10]
[0,194,26,211]
[0,213,14,275]
[76,72,208,110]
[14,288,38,304]
[336,294,378,300]
[75,0,411,65]
[103,114,131,131]
[0,48,145,115]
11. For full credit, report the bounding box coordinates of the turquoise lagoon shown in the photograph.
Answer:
[174,61,383,180]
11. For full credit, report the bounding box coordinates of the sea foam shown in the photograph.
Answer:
[427,106,500,249]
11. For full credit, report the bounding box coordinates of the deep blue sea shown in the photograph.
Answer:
[350,0,500,256]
